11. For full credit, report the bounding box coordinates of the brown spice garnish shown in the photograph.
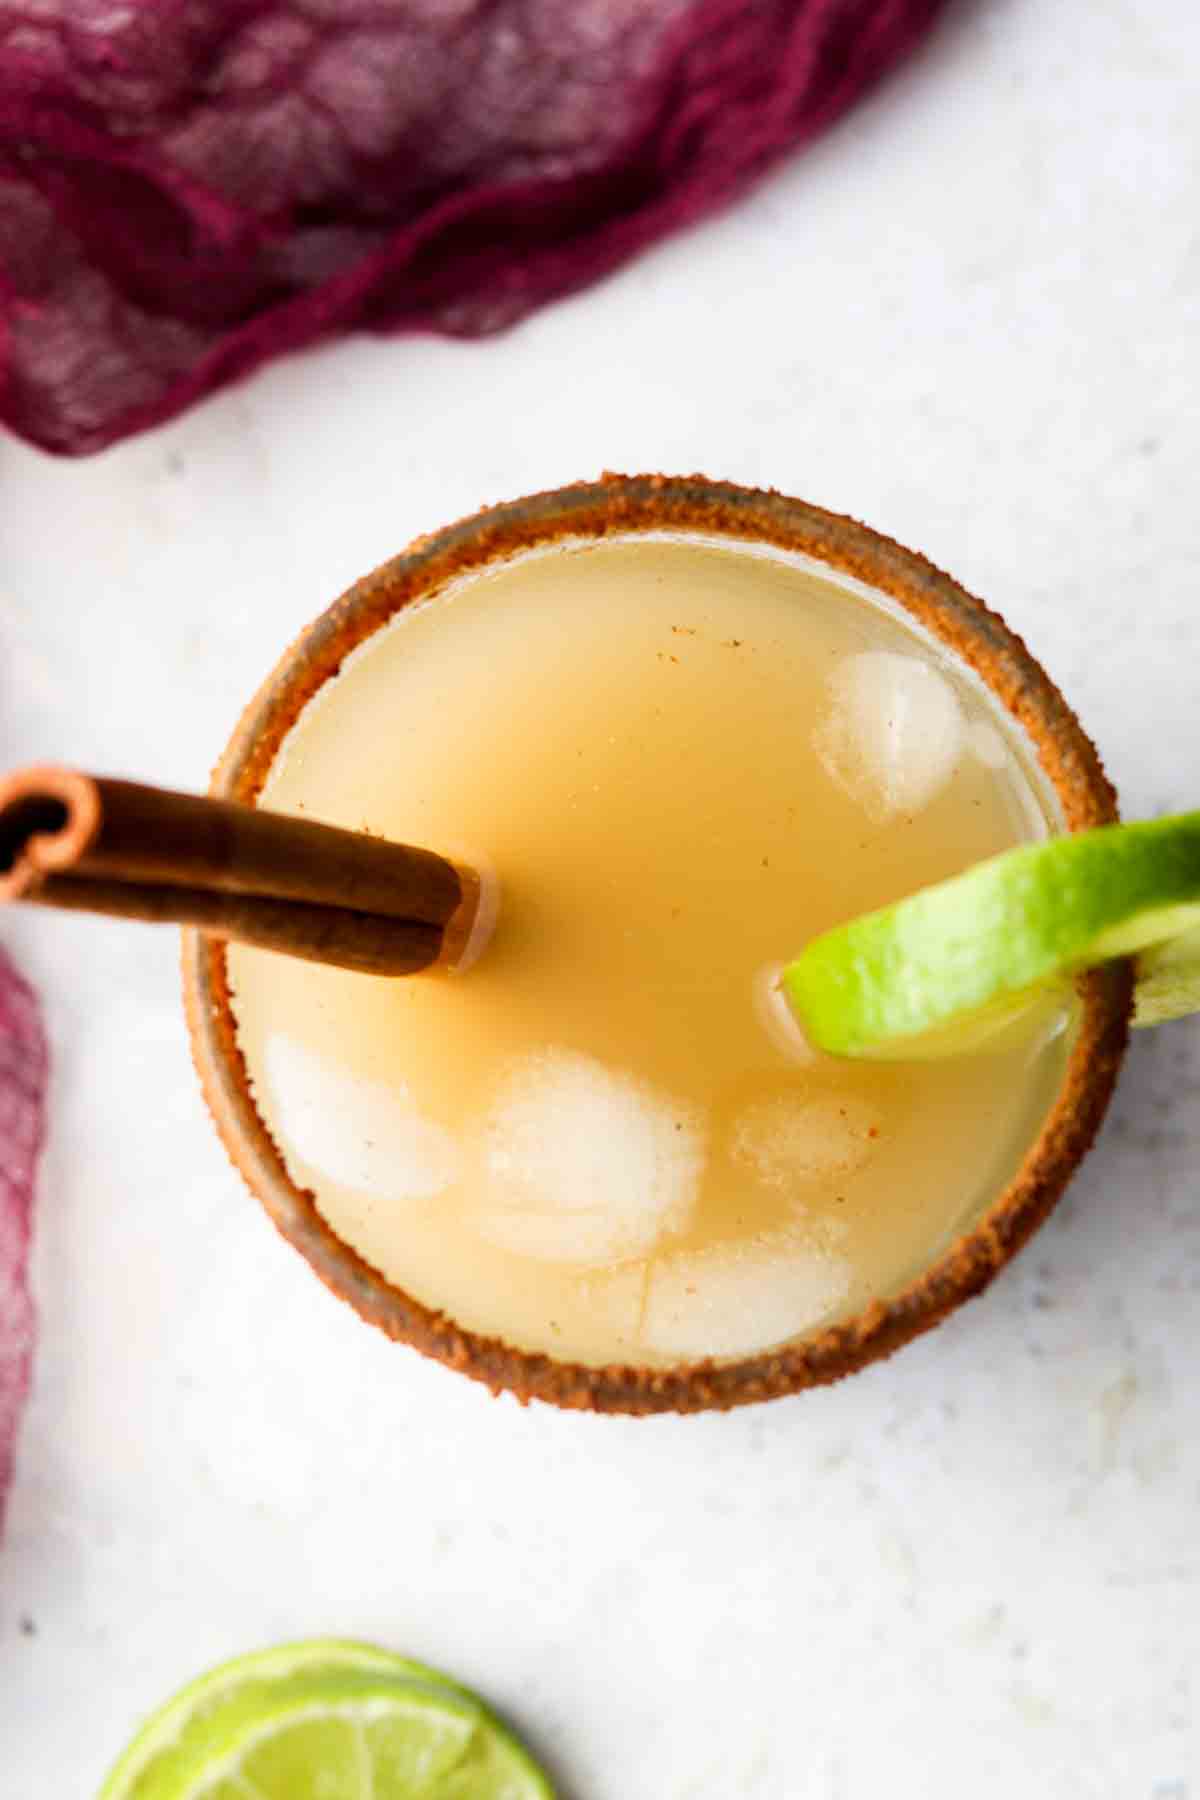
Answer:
[0,768,479,975]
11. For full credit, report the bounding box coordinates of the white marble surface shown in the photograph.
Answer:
[2,1,1199,1793]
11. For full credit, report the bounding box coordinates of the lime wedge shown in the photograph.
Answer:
[100,1640,553,1800]
[782,812,1200,1058]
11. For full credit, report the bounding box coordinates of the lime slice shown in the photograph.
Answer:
[782,812,1200,1058]
[100,1640,552,1800]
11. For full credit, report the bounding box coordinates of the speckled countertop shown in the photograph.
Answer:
[2,2,1198,1793]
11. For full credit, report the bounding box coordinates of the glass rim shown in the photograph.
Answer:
[182,473,1132,1414]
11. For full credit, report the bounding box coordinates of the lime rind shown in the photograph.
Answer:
[97,1640,522,1800]
[783,812,1200,1058]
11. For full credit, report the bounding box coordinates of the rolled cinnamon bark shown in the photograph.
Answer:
[0,767,487,976]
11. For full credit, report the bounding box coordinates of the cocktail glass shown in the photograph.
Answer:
[183,475,1129,1413]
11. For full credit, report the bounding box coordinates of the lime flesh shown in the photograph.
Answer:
[189,1682,548,1800]
[99,1640,552,1800]
[1134,921,1200,1026]
[782,812,1200,1058]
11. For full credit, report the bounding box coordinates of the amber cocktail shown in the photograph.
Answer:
[184,476,1129,1412]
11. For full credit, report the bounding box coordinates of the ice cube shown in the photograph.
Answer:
[471,1049,704,1264]
[732,1090,881,1190]
[640,1229,851,1360]
[263,1036,460,1201]
[815,650,965,821]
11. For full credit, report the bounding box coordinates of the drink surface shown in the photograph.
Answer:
[229,536,1067,1367]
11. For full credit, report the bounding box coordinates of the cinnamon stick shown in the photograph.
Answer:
[0,767,489,977]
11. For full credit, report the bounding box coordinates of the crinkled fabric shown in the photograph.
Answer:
[0,946,46,1540]
[0,0,946,455]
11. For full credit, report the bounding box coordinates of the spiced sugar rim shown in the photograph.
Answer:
[183,474,1132,1414]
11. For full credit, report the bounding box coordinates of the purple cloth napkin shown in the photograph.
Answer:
[0,946,46,1540]
[1,0,947,455]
